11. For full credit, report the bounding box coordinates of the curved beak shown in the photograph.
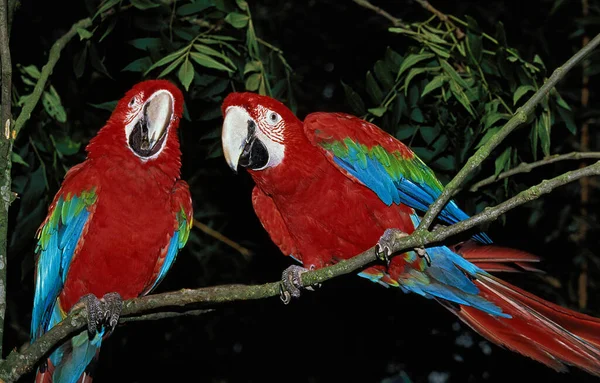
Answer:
[129,90,174,158]
[222,106,250,172]
[222,106,269,173]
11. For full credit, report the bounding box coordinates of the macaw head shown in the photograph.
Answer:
[86,80,185,171]
[221,92,303,175]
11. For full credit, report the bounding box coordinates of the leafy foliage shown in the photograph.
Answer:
[342,14,575,201]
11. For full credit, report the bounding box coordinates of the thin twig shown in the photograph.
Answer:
[0,0,13,359]
[12,17,92,137]
[1,159,599,382]
[193,219,253,257]
[352,0,407,27]
[417,32,600,234]
[468,152,600,192]
[414,0,464,39]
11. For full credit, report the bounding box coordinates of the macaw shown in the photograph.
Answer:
[221,92,600,376]
[32,80,193,383]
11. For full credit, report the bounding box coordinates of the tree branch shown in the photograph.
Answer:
[352,0,407,27]
[468,152,600,192]
[12,17,92,138]
[0,0,12,359]
[417,32,600,233]
[1,159,599,382]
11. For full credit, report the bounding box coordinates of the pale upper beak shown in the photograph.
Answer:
[128,90,174,158]
[222,106,252,172]
[144,91,173,151]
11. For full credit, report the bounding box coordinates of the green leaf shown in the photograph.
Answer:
[536,114,551,156]
[236,0,248,10]
[341,81,366,116]
[243,60,262,74]
[410,108,424,123]
[178,59,194,91]
[129,37,162,51]
[245,73,261,91]
[368,106,387,117]
[122,57,152,72]
[193,44,235,67]
[397,53,434,79]
[88,100,118,111]
[513,85,535,105]
[419,125,440,145]
[177,0,214,15]
[429,44,450,58]
[432,155,454,171]
[483,112,509,129]
[440,60,469,89]
[466,32,482,63]
[42,87,67,123]
[99,17,117,42]
[94,0,121,19]
[374,60,394,90]
[385,47,403,68]
[158,55,185,78]
[365,71,384,104]
[11,152,29,167]
[421,74,447,97]
[190,52,234,72]
[494,147,511,177]
[52,135,81,156]
[130,0,159,10]
[554,91,572,111]
[449,80,475,117]
[144,46,187,75]
[404,67,428,94]
[77,27,93,41]
[20,64,41,79]
[225,12,249,28]
[557,105,576,134]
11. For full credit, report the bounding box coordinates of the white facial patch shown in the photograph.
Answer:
[124,90,175,161]
[254,106,285,169]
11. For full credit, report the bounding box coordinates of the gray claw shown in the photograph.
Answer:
[279,265,319,304]
[376,228,409,265]
[415,246,432,266]
[80,294,102,336]
[78,292,123,338]
[101,292,123,334]
[376,228,432,266]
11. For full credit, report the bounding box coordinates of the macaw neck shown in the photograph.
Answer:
[249,137,332,198]
[85,122,182,183]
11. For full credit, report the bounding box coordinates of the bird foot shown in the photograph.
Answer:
[78,292,123,338]
[279,265,319,305]
[376,228,431,266]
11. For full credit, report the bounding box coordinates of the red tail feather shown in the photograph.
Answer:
[444,243,600,376]
[451,241,543,273]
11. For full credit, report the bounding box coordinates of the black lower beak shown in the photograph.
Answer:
[238,120,269,170]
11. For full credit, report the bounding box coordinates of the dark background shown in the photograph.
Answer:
[5,0,600,382]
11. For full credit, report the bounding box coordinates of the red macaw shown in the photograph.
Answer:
[32,80,193,383]
[220,92,600,376]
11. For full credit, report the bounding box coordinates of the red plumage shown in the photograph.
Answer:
[33,80,193,382]
[222,92,600,377]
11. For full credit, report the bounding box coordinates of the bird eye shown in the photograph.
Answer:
[129,97,136,107]
[267,111,281,125]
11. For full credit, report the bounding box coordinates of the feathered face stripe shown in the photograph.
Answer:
[255,105,285,144]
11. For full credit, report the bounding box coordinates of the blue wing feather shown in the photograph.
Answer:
[330,142,491,243]
[32,192,95,340]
